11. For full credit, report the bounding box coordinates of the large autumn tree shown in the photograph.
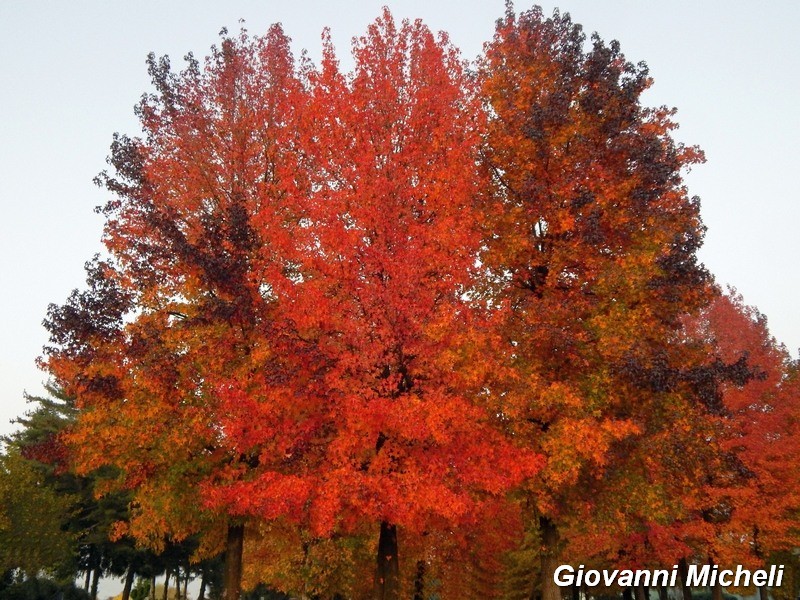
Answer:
[479,6,712,598]
[44,12,539,600]
[45,24,315,600]
[198,13,541,599]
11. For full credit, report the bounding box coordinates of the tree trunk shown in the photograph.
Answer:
[539,516,561,600]
[374,520,400,600]
[90,567,101,600]
[413,560,425,600]
[623,588,633,600]
[121,568,136,600]
[182,568,189,600]
[678,558,693,600]
[163,570,171,600]
[198,569,207,600]
[225,523,245,600]
[658,586,668,600]
[84,569,91,592]
[758,587,768,600]
[150,576,156,600]
[571,583,580,600]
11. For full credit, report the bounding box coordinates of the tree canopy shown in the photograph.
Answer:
[19,6,800,600]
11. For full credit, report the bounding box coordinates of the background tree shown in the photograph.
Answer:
[0,449,75,578]
[679,293,800,582]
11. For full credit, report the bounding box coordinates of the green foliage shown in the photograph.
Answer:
[130,578,151,600]
[0,450,75,576]
[499,521,539,600]
[0,576,90,600]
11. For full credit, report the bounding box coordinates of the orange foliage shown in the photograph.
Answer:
[40,6,800,597]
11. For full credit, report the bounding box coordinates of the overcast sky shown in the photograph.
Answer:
[1,1,798,438]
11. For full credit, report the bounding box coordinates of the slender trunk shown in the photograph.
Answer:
[623,588,633,600]
[571,583,580,600]
[678,558,693,600]
[121,568,136,600]
[90,567,101,600]
[658,586,668,600]
[224,523,245,600]
[753,527,769,600]
[708,557,722,600]
[163,570,170,600]
[84,569,91,592]
[150,576,156,600]
[412,560,425,600]
[198,569,207,600]
[374,520,400,600]
[182,568,189,600]
[539,516,561,600]
[635,584,647,600]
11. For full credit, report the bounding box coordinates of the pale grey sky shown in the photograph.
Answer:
[1,1,798,439]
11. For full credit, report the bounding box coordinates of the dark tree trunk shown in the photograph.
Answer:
[224,523,245,600]
[758,587,768,600]
[182,568,189,600]
[539,517,561,600]
[84,569,91,592]
[163,570,171,600]
[635,584,648,600]
[678,558,693,600]
[121,568,136,600]
[90,567,101,600]
[150,576,156,600]
[374,520,400,600]
[413,560,425,600]
[571,583,580,600]
[658,586,668,600]
[198,569,207,600]
[623,588,633,600]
